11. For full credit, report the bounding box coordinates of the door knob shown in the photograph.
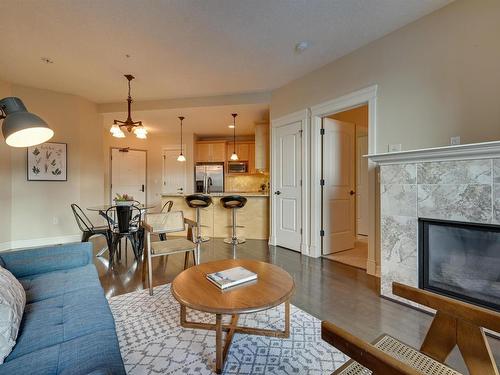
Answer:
[274,191,281,195]
[141,184,145,192]
[349,190,355,195]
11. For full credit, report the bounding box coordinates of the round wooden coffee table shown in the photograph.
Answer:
[171,259,295,374]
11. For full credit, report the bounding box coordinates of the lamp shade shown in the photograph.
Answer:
[0,97,53,147]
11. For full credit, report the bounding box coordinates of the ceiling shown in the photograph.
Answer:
[102,103,269,137]
[0,0,452,103]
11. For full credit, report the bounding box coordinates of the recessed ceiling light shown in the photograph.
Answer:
[40,57,54,64]
[295,41,310,54]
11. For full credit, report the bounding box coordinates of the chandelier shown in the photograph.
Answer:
[110,74,147,139]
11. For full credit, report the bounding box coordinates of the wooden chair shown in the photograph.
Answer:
[322,282,500,375]
[143,211,198,295]
[158,200,174,241]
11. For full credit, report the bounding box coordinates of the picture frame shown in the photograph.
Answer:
[27,142,67,181]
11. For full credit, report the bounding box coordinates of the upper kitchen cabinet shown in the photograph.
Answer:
[195,141,227,162]
[254,121,269,172]
[228,142,253,161]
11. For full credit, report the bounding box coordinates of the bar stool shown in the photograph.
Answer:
[185,194,213,264]
[220,195,247,258]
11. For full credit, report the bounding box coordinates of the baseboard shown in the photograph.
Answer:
[0,242,11,252]
[300,243,309,256]
[366,259,378,276]
[3,234,81,251]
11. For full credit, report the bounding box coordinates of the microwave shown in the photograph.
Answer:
[228,161,248,174]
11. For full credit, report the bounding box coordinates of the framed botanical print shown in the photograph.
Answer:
[27,142,67,181]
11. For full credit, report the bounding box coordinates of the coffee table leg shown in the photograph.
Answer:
[284,300,290,337]
[215,314,223,374]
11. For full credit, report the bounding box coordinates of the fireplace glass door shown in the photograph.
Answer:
[419,218,500,311]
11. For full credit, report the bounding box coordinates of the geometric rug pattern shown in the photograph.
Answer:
[109,284,348,374]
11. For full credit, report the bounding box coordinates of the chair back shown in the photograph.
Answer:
[71,203,93,232]
[105,204,142,234]
[144,211,185,234]
[161,200,174,213]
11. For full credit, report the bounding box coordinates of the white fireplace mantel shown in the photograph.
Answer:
[366,141,500,165]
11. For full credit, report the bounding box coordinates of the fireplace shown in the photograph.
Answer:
[419,218,500,311]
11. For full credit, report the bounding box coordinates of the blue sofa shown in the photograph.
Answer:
[0,243,125,375]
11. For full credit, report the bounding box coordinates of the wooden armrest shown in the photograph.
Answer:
[142,222,153,232]
[184,218,197,227]
[393,282,500,333]
[321,321,421,375]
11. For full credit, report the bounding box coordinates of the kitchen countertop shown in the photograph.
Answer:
[161,192,269,197]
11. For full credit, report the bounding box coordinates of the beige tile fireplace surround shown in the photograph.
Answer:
[368,141,500,307]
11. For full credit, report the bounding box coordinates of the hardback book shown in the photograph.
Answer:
[206,267,257,290]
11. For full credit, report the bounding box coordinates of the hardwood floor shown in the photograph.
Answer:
[323,239,368,270]
[91,237,500,373]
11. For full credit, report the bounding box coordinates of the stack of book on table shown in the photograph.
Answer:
[206,267,257,290]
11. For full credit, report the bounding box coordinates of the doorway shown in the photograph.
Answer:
[110,148,147,204]
[321,105,369,271]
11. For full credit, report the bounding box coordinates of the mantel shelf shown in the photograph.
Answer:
[365,141,500,164]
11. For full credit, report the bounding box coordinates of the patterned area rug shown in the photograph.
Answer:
[109,284,348,374]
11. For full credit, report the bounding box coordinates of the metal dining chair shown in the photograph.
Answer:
[158,200,174,241]
[71,203,111,251]
[105,204,142,265]
[143,211,198,295]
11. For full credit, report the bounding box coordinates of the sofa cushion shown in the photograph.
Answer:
[8,288,115,360]
[19,265,100,303]
[0,266,25,363]
[0,329,125,375]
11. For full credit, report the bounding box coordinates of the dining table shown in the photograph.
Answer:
[87,203,158,257]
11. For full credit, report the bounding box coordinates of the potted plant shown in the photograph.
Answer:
[114,193,135,206]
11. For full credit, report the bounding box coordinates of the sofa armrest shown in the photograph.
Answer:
[0,242,93,278]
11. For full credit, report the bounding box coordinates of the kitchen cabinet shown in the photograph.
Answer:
[254,121,269,172]
[226,141,254,162]
[226,141,256,174]
[195,141,226,162]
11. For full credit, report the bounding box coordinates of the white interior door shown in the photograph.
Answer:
[322,118,355,254]
[163,149,187,195]
[111,148,147,204]
[274,122,302,251]
[356,133,369,236]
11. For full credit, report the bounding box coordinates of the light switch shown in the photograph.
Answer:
[450,136,461,145]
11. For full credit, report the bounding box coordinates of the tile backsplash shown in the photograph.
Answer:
[226,174,269,192]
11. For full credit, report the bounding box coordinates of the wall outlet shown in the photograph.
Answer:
[450,136,461,145]
[388,144,402,152]
[53,217,59,225]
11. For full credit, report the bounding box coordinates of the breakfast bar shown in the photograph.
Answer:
[160,192,269,240]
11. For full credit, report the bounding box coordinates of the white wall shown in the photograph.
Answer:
[0,80,12,248]
[2,83,104,248]
[271,0,500,152]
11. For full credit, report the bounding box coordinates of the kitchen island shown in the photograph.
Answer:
[160,192,269,240]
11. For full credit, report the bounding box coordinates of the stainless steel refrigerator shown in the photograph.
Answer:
[195,163,224,193]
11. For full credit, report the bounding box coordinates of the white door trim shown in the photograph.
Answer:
[309,85,378,275]
[270,109,309,255]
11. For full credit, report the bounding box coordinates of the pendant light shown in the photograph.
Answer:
[177,116,186,162]
[0,97,53,147]
[110,74,147,139]
[230,113,238,161]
